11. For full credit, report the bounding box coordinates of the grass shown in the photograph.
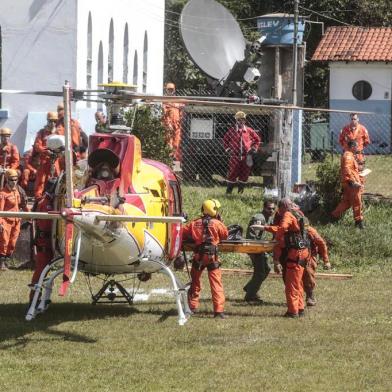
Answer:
[1,184,392,391]
[181,185,392,271]
[1,269,392,391]
[302,154,392,197]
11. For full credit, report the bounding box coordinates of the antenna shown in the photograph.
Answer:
[180,0,262,97]
[180,0,246,81]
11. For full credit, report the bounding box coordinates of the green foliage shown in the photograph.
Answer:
[314,156,341,213]
[165,0,392,107]
[182,184,392,271]
[124,106,173,166]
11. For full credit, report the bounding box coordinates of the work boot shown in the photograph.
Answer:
[238,183,245,194]
[355,220,364,229]
[244,294,264,304]
[226,183,235,194]
[283,312,298,318]
[0,257,8,272]
[306,292,317,306]
[214,312,227,319]
[298,309,305,317]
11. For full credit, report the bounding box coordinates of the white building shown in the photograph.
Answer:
[312,26,392,153]
[0,0,165,152]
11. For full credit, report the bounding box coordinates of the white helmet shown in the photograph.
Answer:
[47,134,65,152]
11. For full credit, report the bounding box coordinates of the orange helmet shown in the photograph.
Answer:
[47,111,58,121]
[0,127,12,136]
[235,111,247,120]
[6,169,19,179]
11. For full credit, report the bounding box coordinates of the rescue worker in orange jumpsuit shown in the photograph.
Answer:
[303,226,331,306]
[0,127,20,188]
[339,113,370,172]
[254,198,310,317]
[20,149,39,195]
[29,179,56,301]
[0,169,28,271]
[56,102,82,155]
[257,209,331,308]
[33,112,61,199]
[223,111,261,194]
[163,82,183,161]
[183,199,228,318]
[332,140,364,228]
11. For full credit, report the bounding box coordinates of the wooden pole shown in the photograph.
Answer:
[220,268,352,280]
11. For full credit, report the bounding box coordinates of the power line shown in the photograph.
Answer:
[299,6,353,26]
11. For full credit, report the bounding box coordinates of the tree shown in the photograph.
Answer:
[124,106,173,166]
[165,0,392,106]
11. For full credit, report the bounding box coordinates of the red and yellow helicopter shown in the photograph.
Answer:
[0,82,192,325]
[0,82,360,324]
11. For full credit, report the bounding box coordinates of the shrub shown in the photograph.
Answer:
[124,105,173,166]
[315,156,341,214]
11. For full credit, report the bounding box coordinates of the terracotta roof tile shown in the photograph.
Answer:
[312,26,392,62]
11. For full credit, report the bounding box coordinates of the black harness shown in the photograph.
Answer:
[193,216,220,271]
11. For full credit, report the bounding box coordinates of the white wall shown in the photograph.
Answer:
[0,0,165,150]
[330,62,392,101]
[0,0,78,150]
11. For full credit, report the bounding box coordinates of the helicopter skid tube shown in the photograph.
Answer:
[153,259,191,326]
[26,257,64,321]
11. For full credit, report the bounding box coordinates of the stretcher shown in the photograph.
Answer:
[182,239,276,254]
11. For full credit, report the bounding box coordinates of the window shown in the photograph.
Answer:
[133,50,138,86]
[123,23,129,83]
[108,18,114,82]
[352,80,372,101]
[142,31,148,92]
[86,12,92,107]
[97,40,104,110]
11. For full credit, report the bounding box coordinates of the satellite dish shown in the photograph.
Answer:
[180,0,246,81]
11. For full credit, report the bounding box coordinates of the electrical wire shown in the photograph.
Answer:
[299,5,353,26]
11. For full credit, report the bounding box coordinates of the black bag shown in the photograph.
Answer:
[227,224,243,241]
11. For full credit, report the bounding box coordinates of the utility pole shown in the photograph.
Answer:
[292,0,299,105]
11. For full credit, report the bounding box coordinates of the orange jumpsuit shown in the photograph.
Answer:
[183,215,228,313]
[274,211,310,315]
[0,186,27,258]
[163,103,183,161]
[30,194,54,300]
[20,150,37,192]
[332,150,363,222]
[56,117,82,153]
[303,226,329,297]
[339,123,370,165]
[33,127,61,198]
[0,142,20,170]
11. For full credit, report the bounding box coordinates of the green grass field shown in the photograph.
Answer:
[1,184,392,391]
[1,269,392,391]
[302,154,392,197]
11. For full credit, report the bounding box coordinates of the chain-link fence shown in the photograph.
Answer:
[301,111,392,197]
[167,101,392,198]
[177,105,278,189]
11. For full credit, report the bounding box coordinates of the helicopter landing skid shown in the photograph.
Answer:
[154,260,192,326]
[91,279,134,305]
[26,257,64,321]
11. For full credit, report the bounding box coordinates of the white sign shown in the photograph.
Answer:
[190,118,214,139]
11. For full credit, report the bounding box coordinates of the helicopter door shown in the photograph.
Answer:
[167,180,182,260]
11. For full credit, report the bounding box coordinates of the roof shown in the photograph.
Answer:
[312,26,392,62]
